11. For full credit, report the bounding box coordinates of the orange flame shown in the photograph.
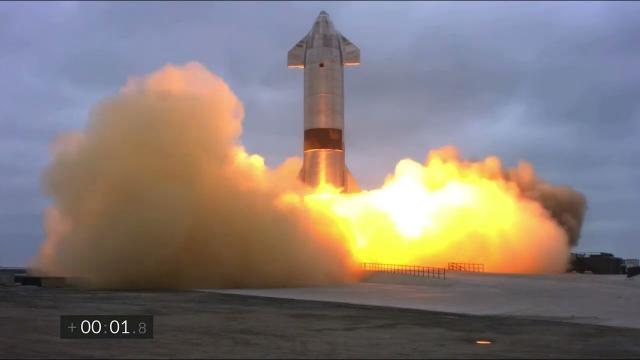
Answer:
[279,148,571,274]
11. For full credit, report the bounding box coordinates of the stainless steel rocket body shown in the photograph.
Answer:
[288,11,360,192]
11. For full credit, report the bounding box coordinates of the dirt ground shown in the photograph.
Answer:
[1,285,639,358]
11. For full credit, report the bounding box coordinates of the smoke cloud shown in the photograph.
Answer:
[33,62,587,287]
[34,62,356,288]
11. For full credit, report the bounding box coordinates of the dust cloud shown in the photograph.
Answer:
[33,62,587,287]
[33,62,356,288]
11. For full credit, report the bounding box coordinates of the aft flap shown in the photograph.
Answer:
[340,34,360,66]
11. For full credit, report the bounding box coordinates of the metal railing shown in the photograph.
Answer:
[361,262,446,280]
[447,262,485,272]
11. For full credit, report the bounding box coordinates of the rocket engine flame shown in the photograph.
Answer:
[299,146,586,273]
[33,63,586,288]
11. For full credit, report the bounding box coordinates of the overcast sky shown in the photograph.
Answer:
[1,1,638,266]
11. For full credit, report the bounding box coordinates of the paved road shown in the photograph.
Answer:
[1,286,639,358]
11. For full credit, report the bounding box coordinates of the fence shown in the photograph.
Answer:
[447,262,485,272]
[361,262,446,280]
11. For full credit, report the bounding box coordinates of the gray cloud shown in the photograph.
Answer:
[0,1,638,265]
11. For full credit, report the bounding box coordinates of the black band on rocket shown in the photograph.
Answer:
[304,128,344,151]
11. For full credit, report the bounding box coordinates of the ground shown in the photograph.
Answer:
[213,271,640,329]
[1,285,639,358]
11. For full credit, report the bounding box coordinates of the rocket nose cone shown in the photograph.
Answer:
[318,10,329,18]
[311,10,336,36]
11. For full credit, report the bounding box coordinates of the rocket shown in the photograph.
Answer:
[288,11,360,192]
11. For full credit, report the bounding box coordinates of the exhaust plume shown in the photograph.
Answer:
[430,146,587,247]
[303,147,587,273]
[34,62,587,287]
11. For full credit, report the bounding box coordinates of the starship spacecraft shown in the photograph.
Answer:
[288,11,360,192]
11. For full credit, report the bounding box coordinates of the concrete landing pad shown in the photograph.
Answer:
[206,271,640,329]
